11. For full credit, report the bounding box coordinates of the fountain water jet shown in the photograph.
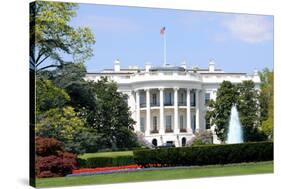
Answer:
[226,105,244,144]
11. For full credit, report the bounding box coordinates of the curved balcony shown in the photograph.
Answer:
[113,71,203,85]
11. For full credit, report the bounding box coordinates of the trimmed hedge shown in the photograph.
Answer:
[133,141,273,167]
[78,155,135,168]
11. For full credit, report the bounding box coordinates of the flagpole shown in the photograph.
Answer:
[164,31,166,66]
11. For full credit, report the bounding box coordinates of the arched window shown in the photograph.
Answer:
[152,139,157,147]
[182,137,186,147]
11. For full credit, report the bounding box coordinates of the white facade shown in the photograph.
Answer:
[85,60,260,147]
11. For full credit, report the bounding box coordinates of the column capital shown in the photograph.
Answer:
[158,87,164,91]
[173,87,179,91]
[144,88,150,92]
[134,89,139,93]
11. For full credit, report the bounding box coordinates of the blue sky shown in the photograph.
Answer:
[70,3,273,73]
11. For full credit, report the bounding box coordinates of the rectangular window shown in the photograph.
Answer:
[140,117,145,133]
[140,93,146,107]
[165,115,172,132]
[190,91,196,106]
[179,92,185,105]
[180,115,184,129]
[153,116,157,131]
[205,93,210,105]
[191,114,196,133]
[152,93,157,105]
[165,92,172,105]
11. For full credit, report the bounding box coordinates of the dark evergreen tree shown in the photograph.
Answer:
[237,80,267,141]
[206,81,238,142]
[92,77,138,149]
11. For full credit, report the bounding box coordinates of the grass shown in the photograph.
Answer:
[36,161,273,188]
[78,151,133,159]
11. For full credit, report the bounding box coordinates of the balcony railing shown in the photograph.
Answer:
[165,128,173,133]
[180,128,187,132]
[164,102,173,106]
[150,130,159,134]
[150,102,160,107]
[178,101,186,106]
[140,103,146,108]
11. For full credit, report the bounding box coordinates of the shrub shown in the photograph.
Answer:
[36,137,64,156]
[191,130,213,146]
[133,141,273,167]
[35,137,77,178]
[78,155,135,168]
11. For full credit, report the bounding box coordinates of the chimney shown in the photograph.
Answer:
[145,62,151,72]
[181,60,187,69]
[254,68,258,75]
[208,60,215,72]
[114,59,120,72]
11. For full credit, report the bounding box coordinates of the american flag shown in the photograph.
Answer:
[160,27,166,35]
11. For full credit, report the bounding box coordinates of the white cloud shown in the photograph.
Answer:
[222,15,273,43]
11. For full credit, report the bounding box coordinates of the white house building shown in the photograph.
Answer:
[85,59,260,147]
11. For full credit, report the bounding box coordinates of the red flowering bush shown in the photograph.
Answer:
[35,137,77,178]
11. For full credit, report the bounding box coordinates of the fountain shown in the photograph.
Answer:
[226,105,244,144]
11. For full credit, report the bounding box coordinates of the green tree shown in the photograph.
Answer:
[262,97,273,138]
[259,69,274,139]
[237,80,265,141]
[52,63,87,88]
[36,106,98,154]
[207,80,267,142]
[36,78,70,112]
[206,81,238,142]
[92,77,138,149]
[50,63,97,130]
[30,1,95,72]
[259,68,274,121]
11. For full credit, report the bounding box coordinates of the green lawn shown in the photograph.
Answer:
[79,151,133,159]
[36,161,273,188]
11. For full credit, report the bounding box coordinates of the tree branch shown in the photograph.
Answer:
[35,49,46,64]
[37,64,59,72]
[36,54,50,68]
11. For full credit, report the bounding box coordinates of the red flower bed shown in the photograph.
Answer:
[73,164,142,174]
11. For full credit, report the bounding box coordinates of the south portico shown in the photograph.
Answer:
[132,86,204,147]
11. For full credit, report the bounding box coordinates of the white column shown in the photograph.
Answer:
[135,90,140,132]
[186,89,192,132]
[195,89,200,132]
[145,88,150,136]
[174,87,179,134]
[159,88,164,135]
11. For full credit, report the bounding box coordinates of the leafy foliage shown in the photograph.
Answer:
[261,97,273,138]
[30,1,95,71]
[52,63,87,88]
[237,80,266,141]
[206,81,238,142]
[259,69,274,139]
[36,66,139,153]
[91,77,138,150]
[191,130,213,146]
[35,137,77,178]
[206,80,266,142]
[36,78,70,112]
[36,106,93,154]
